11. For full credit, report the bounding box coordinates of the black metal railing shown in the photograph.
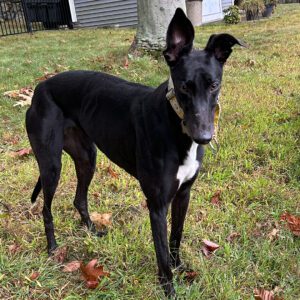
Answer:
[0,0,73,37]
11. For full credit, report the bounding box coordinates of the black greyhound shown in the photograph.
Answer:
[26,8,244,297]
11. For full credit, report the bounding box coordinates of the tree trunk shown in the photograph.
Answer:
[134,0,186,51]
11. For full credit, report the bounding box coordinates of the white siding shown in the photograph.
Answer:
[73,0,235,29]
[222,0,234,10]
[74,0,138,28]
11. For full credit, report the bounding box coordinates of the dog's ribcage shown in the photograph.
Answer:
[176,142,199,189]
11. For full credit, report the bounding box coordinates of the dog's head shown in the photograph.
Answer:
[163,8,246,145]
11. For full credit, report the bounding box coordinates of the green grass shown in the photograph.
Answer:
[0,4,300,299]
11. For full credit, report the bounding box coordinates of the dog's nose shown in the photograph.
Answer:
[194,133,212,145]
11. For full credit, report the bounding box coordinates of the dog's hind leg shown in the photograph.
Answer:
[26,98,64,254]
[63,127,105,236]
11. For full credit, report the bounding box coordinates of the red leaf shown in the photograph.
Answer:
[80,259,109,289]
[62,260,81,273]
[210,190,221,206]
[107,166,118,178]
[201,239,220,258]
[29,272,40,281]
[184,271,198,283]
[124,57,129,69]
[280,212,300,237]
[9,148,32,158]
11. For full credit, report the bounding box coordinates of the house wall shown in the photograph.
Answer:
[73,0,234,28]
[73,0,137,28]
[222,0,234,10]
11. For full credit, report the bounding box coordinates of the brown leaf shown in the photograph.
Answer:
[35,71,58,82]
[210,190,221,206]
[29,272,40,281]
[51,246,68,264]
[4,87,33,106]
[107,166,118,178]
[90,212,112,229]
[86,280,99,289]
[226,232,241,243]
[62,260,81,273]
[280,212,300,237]
[3,90,19,98]
[124,57,129,69]
[268,228,279,241]
[140,199,148,209]
[254,288,284,300]
[80,259,109,289]
[8,243,21,255]
[201,239,220,258]
[93,192,100,199]
[9,148,32,158]
[184,271,198,283]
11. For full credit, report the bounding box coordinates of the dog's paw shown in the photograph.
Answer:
[96,228,108,237]
[47,243,58,256]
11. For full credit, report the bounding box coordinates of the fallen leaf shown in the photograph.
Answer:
[51,246,68,263]
[268,228,279,241]
[210,190,221,206]
[254,288,284,300]
[3,90,19,98]
[35,71,58,82]
[80,259,109,289]
[8,243,21,255]
[62,260,81,272]
[107,166,118,178]
[184,271,198,283]
[280,212,300,237]
[86,280,99,289]
[93,192,100,199]
[9,148,32,158]
[124,57,129,69]
[201,239,220,258]
[274,87,283,95]
[4,87,33,106]
[140,199,148,209]
[29,272,40,281]
[226,232,240,243]
[90,212,112,228]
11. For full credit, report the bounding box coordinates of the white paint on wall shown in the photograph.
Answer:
[68,0,77,22]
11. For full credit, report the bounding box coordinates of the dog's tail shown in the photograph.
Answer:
[31,177,42,203]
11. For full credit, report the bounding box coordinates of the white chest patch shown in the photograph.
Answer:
[176,142,199,189]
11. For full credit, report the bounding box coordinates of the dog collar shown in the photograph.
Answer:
[166,77,185,120]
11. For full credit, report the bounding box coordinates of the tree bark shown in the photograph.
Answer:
[134,0,186,51]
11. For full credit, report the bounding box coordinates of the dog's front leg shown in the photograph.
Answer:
[149,204,175,298]
[170,182,192,270]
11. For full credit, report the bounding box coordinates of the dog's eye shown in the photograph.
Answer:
[210,82,219,92]
[180,83,188,93]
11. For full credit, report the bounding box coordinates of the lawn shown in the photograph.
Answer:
[0,4,299,299]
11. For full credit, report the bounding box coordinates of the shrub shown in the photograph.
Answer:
[223,5,241,24]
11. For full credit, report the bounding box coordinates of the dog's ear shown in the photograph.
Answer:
[163,8,194,66]
[205,33,247,64]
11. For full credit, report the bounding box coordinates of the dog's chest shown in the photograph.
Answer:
[176,142,199,189]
